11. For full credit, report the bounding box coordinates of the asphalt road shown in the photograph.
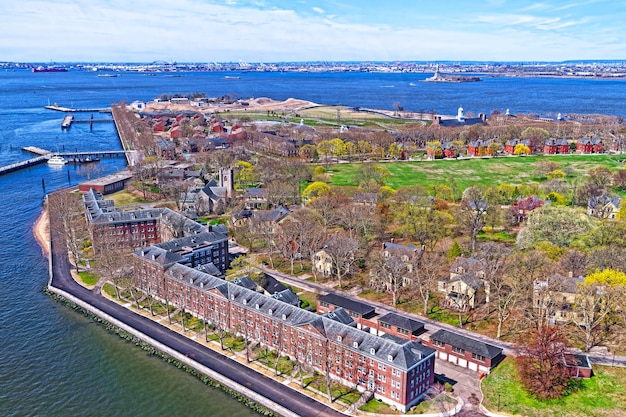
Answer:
[47,193,344,417]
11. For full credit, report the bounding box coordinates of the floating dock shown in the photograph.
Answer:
[62,115,73,128]
[0,156,49,176]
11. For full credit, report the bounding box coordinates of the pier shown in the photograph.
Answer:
[0,147,129,177]
[0,156,49,176]
[45,105,112,113]
[59,114,113,128]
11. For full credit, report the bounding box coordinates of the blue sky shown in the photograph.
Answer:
[1,0,624,62]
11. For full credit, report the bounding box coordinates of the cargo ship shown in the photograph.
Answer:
[32,66,68,73]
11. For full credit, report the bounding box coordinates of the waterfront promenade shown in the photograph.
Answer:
[44,190,345,417]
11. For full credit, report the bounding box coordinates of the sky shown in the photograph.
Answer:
[1,0,625,63]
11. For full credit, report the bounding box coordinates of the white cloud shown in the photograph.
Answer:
[312,6,324,14]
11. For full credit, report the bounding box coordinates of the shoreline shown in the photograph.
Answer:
[33,208,50,258]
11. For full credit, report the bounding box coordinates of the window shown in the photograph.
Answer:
[472,353,486,362]
[452,346,465,355]
[432,340,444,347]
[380,322,391,329]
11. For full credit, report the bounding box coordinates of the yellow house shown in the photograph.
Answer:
[438,257,489,311]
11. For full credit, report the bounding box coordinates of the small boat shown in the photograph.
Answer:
[224,76,241,80]
[47,155,68,166]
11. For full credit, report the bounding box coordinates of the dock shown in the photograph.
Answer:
[0,156,49,176]
[45,105,112,113]
[23,146,53,156]
[59,114,112,128]
[62,115,73,128]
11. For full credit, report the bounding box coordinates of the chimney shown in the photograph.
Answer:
[568,271,573,278]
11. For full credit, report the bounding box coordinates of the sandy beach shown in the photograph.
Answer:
[33,209,50,258]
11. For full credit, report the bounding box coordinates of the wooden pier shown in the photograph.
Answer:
[23,146,53,156]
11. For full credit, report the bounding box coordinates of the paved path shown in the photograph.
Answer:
[47,191,344,417]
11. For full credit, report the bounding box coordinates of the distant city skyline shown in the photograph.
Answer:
[2,0,625,62]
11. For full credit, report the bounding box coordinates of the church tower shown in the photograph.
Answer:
[219,167,235,198]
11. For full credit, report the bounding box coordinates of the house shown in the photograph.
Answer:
[249,205,291,233]
[381,241,422,285]
[316,293,377,330]
[243,187,268,209]
[131,258,437,412]
[576,137,603,154]
[424,329,504,374]
[156,137,177,159]
[563,353,593,378]
[543,138,570,154]
[353,192,378,206]
[588,194,622,219]
[374,313,425,341]
[533,273,583,324]
[441,142,459,158]
[313,248,334,277]
[438,257,489,311]
[467,139,494,157]
[504,138,532,155]
[510,195,548,224]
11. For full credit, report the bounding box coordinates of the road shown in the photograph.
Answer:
[47,191,344,417]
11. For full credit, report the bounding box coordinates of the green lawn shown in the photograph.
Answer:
[326,154,624,191]
[107,190,149,206]
[482,358,626,417]
[78,271,99,286]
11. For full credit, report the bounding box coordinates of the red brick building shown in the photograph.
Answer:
[131,260,437,412]
[316,293,377,330]
[543,138,570,154]
[576,137,603,154]
[78,171,133,195]
[374,313,425,341]
[504,138,532,155]
[424,329,503,374]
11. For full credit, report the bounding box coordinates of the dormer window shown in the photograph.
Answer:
[353,341,359,348]
[388,354,393,362]
[282,314,287,320]
[268,309,273,315]
[243,299,247,305]
[337,335,342,342]
[255,303,260,310]
[370,348,376,355]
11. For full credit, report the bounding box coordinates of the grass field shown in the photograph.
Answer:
[106,190,148,206]
[326,154,624,191]
[482,358,626,417]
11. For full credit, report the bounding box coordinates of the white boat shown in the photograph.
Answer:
[47,155,68,166]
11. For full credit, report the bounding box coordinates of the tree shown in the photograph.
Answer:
[574,269,626,351]
[324,233,359,289]
[513,143,531,155]
[302,181,329,203]
[410,250,444,315]
[516,325,572,400]
[456,186,489,253]
[521,127,549,151]
[48,190,88,273]
[517,205,596,249]
[396,200,451,250]
[369,252,408,307]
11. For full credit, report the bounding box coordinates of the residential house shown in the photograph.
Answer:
[576,137,603,154]
[249,205,291,233]
[381,241,422,286]
[510,195,548,224]
[156,137,177,159]
[588,194,622,220]
[441,142,459,158]
[504,138,532,155]
[313,248,334,277]
[533,273,584,325]
[467,139,494,157]
[543,138,570,154]
[243,187,268,209]
[438,257,489,311]
[424,329,503,374]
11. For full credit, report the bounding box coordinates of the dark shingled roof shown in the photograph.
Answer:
[378,313,425,334]
[429,329,502,359]
[318,293,375,316]
[322,307,356,326]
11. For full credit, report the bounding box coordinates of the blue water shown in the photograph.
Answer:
[0,69,624,416]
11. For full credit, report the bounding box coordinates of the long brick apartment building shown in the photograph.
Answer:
[132,251,436,412]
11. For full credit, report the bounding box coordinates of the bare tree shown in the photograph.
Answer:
[48,190,89,273]
[411,250,445,315]
[369,252,408,307]
[455,186,489,253]
[324,233,359,289]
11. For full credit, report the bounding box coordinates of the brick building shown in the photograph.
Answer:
[424,329,503,374]
[131,259,437,412]
[83,189,208,251]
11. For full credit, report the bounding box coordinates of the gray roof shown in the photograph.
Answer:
[588,194,622,209]
[230,275,257,291]
[322,307,356,326]
[318,293,376,317]
[195,262,221,277]
[429,329,502,359]
[161,262,434,371]
[251,206,290,223]
[257,273,288,294]
[378,313,425,334]
[270,288,300,306]
[155,230,227,253]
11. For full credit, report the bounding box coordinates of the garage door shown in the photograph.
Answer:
[448,355,457,364]
[469,362,478,371]
[439,352,447,361]
[458,358,468,368]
